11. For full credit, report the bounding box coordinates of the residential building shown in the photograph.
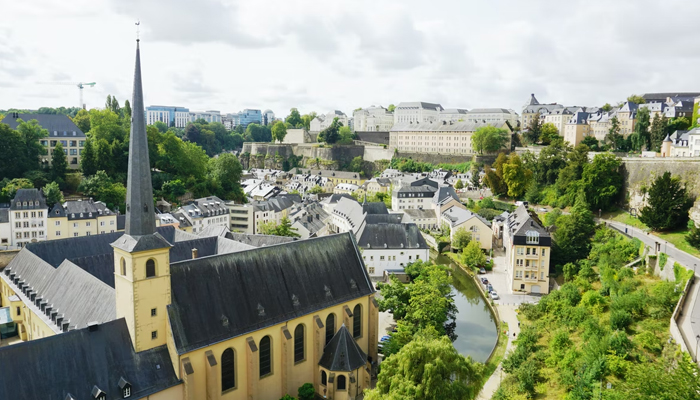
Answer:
[145,105,190,128]
[401,208,438,230]
[1,113,85,169]
[155,213,181,230]
[227,202,255,234]
[297,169,366,188]
[262,109,276,125]
[440,206,492,250]
[171,210,193,233]
[334,183,360,195]
[353,106,394,132]
[320,193,355,214]
[189,110,221,123]
[392,177,438,211]
[661,129,700,157]
[0,209,10,250]
[564,111,591,146]
[8,189,48,248]
[690,128,700,157]
[504,205,551,294]
[357,222,429,278]
[431,186,466,216]
[289,202,331,239]
[393,102,444,124]
[365,178,392,196]
[48,199,119,240]
[521,94,564,131]
[177,196,230,234]
[390,120,512,155]
[252,195,300,234]
[616,101,638,136]
[0,41,378,400]
[464,108,519,126]
[543,108,574,135]
[439,108,469,122]
[310,111,349,132]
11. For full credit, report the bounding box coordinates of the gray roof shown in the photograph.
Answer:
[440,108,469,114]
[125,41,157,237]
[642,92,700,102]
[166,233,374,354]
[0,318,179,400]
[402,208,437,220]
[10,189,47,210]
[299,169,362,180]
[525,93,540,106]
[356,222,428,250]
[467,108,513,114]
[441,206,489,227]
[320,194,355,205]
[111,232,172,253]
[397,185,437,194]
[506,205,550,240]
[0,113,86,137]
[362,201,389,215]
[432,186,460,205]
[290,202,331,235]
[49,199,114,220]
[391,120,498,132]
[318,325,367,372]
[224,232,297,247]
[396,102,444,111]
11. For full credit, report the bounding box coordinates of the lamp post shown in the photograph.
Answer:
[696,335,700,364]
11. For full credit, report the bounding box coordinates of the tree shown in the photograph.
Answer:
[94,139,114,175]
[631,107,651,151]
[42,181,64,206]
[153,121,168,133]
[318,117,342,144]
[687,223,700,250]
[601,103,613,112]
[649,113,667,152]
[364,335,482,400]
[452,228,471,251]
[581,135,600,151]
[123,99,132,124]
[627,94,645,104]
[533,138,569,186]
[387,104,396,113]
[0,123,31,180]
[502,154,532,198]
[454,179,464,190]
[81,138,97,176]
[580,153,623,211]
[88,108,126,143]
[308,185,324,194]
[471,125,509,154]
[483,153,508,197]
[50,142,68,182]
[260,217,300,237]
[0,178,34,203]
[297,383,315,400]
[639,172,694,231]
[539,123,560,145]
[161,180,186,201]
[17,118,48,172]
[208,153,244,201]
[605,116,623,151]
[72,108,91,133]
[78,171,126,212]
[300,112,317,131]
[523,113,542,144]
[271,121,287,143]
[552,194,596,265]
[461,240,486,269]
[286,108,303,127]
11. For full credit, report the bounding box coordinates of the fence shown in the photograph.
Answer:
[671,274,696,357]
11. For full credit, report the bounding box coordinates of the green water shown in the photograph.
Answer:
[433,252,498,363]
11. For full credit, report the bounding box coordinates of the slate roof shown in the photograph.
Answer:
[0,318,180,400]
[225,232,297,247]
[432,186,460,205]
[467,108,514,114]
[167,233,373,354]
[10,189,47,210]
[111,232,172,253]
[396,102,444,111]
[402,208,437,220]
[362,202,389,215]
[364,214,403,224]
[320,194,355,206]
[356,222,428,250]
[391,120,497,132]
[506,205,550,246]
[49,199,115,220]
[319,325,367,372]
[0,113,86,137]
[299,169,362,180]
[441,206,489,227]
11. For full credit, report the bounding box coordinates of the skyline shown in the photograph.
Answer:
[1,0,699,116]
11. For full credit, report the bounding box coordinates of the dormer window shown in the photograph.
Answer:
[525,230,540,244]
[118,377,132,398]
[91,386,106,400]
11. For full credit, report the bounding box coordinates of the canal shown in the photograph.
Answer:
[433,252,498,363]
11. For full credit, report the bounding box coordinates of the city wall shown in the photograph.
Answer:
[0,250,20,269]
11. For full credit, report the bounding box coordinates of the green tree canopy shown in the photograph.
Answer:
[483,153,508,196]
[72,108,91,133]
[580,153,623,211]
[539,123,560,145]
[42,181,64,206]
[153,121,168,133]
[271,121,287,143]
[50,142,68,182]
[601,103,613,112]
[317,117,342,144]
[80,138,97,176]
[627,94,645,104]
[523,113,542,144]
[286,108,303,127]
[605,116,624,151]
[552,194,596,265]
[0,178,34,203]
[387,104,396,113]
[471,125,509,154]
[208,153,244,201]
[639,172,694,231]
[260,217,300,237]
[17,118,48,172]
[452,227,471,251]
[0,123,33,180]
[461,240,486,269]
[454,179,464,190]
[502,154,533,198]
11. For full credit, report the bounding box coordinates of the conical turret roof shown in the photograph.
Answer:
[318,324,367,372]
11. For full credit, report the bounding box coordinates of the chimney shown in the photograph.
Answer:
[192,248,198,259]
[87,322,99,332]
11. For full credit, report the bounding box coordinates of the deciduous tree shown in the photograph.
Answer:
[50,142,68,182]
[271,121,287,143]
[471,126,509,154]
[72,108,91,133]
[502,154,532,198]
[42,181,64,206]
[553,195,596,265]
[639,172,694,231]
[483,153,508,196]
[286,108,303,127]
[626,94,645,104]
[605,116,624,151]
[539,123,560,145]
[580,153,623,211]
[208,153,244,201]
[452,227,471,251]
[523,113,542,144]
[0,123,30,180]
[461,240,486,269]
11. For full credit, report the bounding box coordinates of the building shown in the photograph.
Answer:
[439,108,469,122]
[0,40,378,400]
[357,222,429,278]
[392,177,438,211]
[297,169,366,188]
[464,108,519,126]
[227,109,262,128]
[227,202,255,234]
[310,111,349,133]
[431,186,466,216]
[1,113,85,169]
[616,101,638,136]
[393,102,444,124]
[251,195,301,234]
[289,202,331,239]
[503,205,551,294]
[401,208,438,230]
[355,131,390,146]
[8,189,48,248]
[353,106,394,132]
[145,105,190,128]
[520,94,565,131]
[390,120,512,155]
[334,183,360,195]
[365,178,391,196]
[0,209,10,250]
[440,206,492,250]
[177,196,230,234]
[262,109,276,125]
[661,129,700,157]
[563,111,591,146]
[189,110,222,124]
[48,199,119,240]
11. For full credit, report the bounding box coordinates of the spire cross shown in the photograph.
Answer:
[135,20,141,42]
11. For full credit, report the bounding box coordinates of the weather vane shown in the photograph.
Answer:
[136,20,141,42]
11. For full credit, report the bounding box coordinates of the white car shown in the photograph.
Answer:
[489,291,499,300]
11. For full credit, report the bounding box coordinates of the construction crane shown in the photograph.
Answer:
[37,82,97,109]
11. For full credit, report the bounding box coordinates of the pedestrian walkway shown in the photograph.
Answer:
[476,304,519,400]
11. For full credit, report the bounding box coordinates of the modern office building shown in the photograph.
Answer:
[189,110,222,124]
[145,105,190,128]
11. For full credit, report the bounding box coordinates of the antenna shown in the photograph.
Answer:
[135,20,141,42]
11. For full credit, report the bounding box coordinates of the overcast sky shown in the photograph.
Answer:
[2,0,699,117]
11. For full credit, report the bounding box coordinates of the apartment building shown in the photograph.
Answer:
[353,106,394,132]
[390,120,511,155]
[661,128,700,157]
[8,189,48,249]
[177,196,230,234]
[357,222,429,278]
[564,111,591,146]
[394,102,444,124]
[310,111,349,132]
[464,108,519,126]
[226,202,255,234]
[521,94,565,130]
[145,105,190,128]
[391,177,438,211]
[189,110,221,123]
[440,206,492,250]
[47,199,118,240]
[1,113,86,169]
[504,205,551,295]
[439,108,469,122]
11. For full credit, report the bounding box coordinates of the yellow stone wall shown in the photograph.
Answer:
[49,215,119,240]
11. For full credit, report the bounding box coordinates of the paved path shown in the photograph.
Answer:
[476,304,519,400]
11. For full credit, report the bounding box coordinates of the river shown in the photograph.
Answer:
[433,252,498,363]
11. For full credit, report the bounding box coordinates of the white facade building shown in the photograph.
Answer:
[189,110,222,124]
[391,120,512,155]
[439,108,469,122]
[145,106,190,128]
[310,111,349,132]
[8,189,48,249]
[357,223,430,278]
[353,106,394,132]
[0,209,11,250]
[464,108,519,126]
[178,196,230,234]
[393,102,444,125]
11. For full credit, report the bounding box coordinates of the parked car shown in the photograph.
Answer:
[487,284,494,293]
[479,267,486,274]
[490,291,499,300]
[380,335,391,343]
[480,278,488,284]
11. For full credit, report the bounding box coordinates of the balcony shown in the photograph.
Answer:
[525,254,539,260]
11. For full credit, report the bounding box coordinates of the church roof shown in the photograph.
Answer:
[318,325,367,372]
[111,232,172,253]
[0,318,180,400]
[166,233,374,354]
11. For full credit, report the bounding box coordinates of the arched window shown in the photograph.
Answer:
[337,375,346,390]
[321,370,327,386]
[221,348,235,392]
[259,336,271,377]
[353,304,362,338]
[146,259,156,278]
[294,324,305,363]
[325,314,335,346]
[120,258,126,276]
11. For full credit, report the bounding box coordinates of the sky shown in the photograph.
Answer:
[1,0,699,118]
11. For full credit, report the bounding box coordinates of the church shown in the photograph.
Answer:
[0,38,378,400]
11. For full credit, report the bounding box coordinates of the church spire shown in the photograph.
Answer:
[125,40,156,236]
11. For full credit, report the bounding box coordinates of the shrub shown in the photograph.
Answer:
[635,331,661,353]
[298,383,315,400]
[477,208,501,221]
[658,252,668,271]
